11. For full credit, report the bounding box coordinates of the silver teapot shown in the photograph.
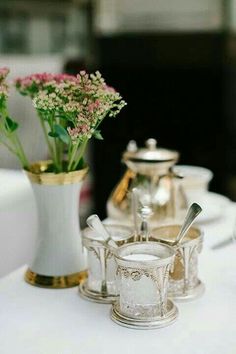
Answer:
[107,138,187,225]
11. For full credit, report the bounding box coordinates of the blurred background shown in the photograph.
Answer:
[0,0,236,219]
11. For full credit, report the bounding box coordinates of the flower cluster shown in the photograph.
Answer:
[0,67,9,103]
[31,70,126,142]
[14,69,126,171]
[15,73,77,98]
[0,68,29,169]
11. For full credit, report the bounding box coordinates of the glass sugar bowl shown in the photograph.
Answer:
[79,224,133,303]
[111,242,178,329]
[151,225,204,301]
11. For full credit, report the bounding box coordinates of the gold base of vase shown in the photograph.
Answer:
[25,268,87,289]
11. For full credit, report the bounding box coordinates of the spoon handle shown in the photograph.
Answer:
[140,220,149,242]
[175,203,202,245]
[86,214,118,249]
[132,188,139,242]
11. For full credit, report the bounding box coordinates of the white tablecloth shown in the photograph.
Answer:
[0,200,236,354]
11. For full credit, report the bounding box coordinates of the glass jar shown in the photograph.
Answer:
[80,224,133,303]
[111,241,178,329]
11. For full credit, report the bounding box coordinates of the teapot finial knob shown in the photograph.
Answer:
[146,138,157,150]
[127,140,138,152]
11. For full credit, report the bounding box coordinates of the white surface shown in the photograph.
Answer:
[124,254,159,261]
[174,164,213,190]
[190,192,230,223]
[0,201,236,353]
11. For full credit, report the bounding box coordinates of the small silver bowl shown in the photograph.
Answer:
[151,225,204,301]
[79,224,133,304]
[111,241,178,329]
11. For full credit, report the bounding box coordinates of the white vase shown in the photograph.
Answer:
[24,161,88,288]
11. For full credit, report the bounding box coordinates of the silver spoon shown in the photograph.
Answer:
[86,215,118,295]
[86,214,118,250]
[138,204,153,242]
[173,203,202,246]
[169,203,202,284]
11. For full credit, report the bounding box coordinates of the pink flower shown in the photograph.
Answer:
[23,69,126,143]
[88,99,100,113]
[0,85,8,99]
[53,73,77,83]
[0,67,9,82]
[15,72,77,96]
[105,85,116,93]
[67,123,92,141]
[0,68,9,98]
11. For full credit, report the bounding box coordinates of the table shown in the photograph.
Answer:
[0,199,236,354]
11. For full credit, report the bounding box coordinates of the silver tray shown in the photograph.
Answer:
[169,280,205,302]
[79,280,117,304]
[111,299,178,330]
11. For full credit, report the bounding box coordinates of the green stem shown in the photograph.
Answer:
[55,138,63,172]
[0,137,17,155]
[67,140,80,171]
[0,115,29,169]
[56,117,65,171]
[38,113,54,158]
[47,114,60,172]
[67,141,73,165]
[72,138,88,171]
[12,133,29,168]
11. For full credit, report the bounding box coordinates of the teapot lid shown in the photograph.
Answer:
[123,138,179,164]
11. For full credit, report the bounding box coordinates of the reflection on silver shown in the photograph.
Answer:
[111,299,178,330]
[107,138,187,225]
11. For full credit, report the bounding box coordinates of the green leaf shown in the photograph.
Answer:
[93,130,103,140]
[48,131,59,138]
[5,116,18,133]
[54,124,70,145]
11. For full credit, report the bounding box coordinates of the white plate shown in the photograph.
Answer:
[191,192,231,223]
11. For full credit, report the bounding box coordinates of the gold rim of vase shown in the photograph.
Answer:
[25,160,89,185]
[25,268,88,289]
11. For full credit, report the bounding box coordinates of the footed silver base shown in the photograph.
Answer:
[79,280,117,304]
[111,299,178,330]
[169,280,205,302]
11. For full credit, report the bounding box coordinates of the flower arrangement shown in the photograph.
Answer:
[0,68,126,172]
[0,68,29,168]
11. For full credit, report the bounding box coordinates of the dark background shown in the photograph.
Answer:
[92,33,233,218]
